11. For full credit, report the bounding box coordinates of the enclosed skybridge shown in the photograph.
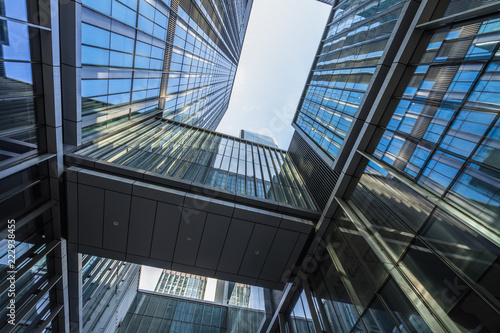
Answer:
[65,119,321,289]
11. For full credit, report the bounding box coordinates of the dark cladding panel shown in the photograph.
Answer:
[238,224,277,278]
[173,208,207,266]
[259,229,300,282]
[78,184,104,248]
[196,213,231,270]
[288,131,339,210]
[127,197,157,257]
[217,218,254,274]
[103,190,131,252]
[150,202,182,262]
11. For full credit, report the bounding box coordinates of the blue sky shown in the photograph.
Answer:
[216,0,331,149]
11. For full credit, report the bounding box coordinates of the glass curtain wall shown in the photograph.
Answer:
[293,0,406,159]
[80,0,251,140]
[117,292,265,332]
[155,269,208,300]
[0,0,46,170]
[81,255,140,333]
[75,119,317,210]
[283,1,500,332]
[374,15,500,235]
[0,0,63,331]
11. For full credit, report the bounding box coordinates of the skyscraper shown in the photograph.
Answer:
[0,0,255,331]
[240,130,279,148]
[1,0,500,332]
[155,269,208,300]
[279,0,500,332]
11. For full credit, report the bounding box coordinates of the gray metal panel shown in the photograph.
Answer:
[150,202,182,262]
[173,208,207,266]
[217,219,254,274]
[239,224,277,278]
[133,182,185,205]
[280,215,314,234]
[259,229,300,282]
[79,245,127,261]
[195,213,231,270]
[67,181,78,244]
[78,184,103,248]
[282,234,309,283]
[78,169,134,194]
[233,204,281,227]
[126,197,157,257]
[103,190,131,252]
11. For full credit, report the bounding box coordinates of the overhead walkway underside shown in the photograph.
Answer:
[65,156,320,290]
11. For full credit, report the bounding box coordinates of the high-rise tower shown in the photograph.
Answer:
[278,0,500,332]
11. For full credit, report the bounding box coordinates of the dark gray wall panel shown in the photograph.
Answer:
[67,181,78,243]
[217,219,254,274]
[78,184,104,248]
[103,190,131,252]
[239,224,277,278]
[173,208,207,266]
[195,213,231,270]
[259,229,300,282]
[282,233,309,283]
[127,197,157,257]
[150,202,182,262]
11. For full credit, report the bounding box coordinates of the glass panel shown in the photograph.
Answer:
[401,241,500,332]
[420,208,500,301]
[379,279,432,333]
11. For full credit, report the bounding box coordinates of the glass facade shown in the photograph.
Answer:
[0,0,65,331]
[240,130,279,148]
[80,0,251,140]
[228,283,252,308]
[374,16,500,234]
[75,119,317,210]
[118,292,265,332]
[293,0,406,159]
[81,255,140,333]
[155,269,208,300]
[0,0,46,170]
[281,1,500,332]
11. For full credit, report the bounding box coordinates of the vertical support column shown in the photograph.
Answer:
[60,0,82,146]
[55,240,70,332]
[277,313,286,333]
[39,0,70,330]
[301,278,327,333]
[258,289,283,333]
[68,252,83,333]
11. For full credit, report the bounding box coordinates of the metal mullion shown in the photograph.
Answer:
[0,240,59,294]
[410,35,499,184]
[282,154,312,208]
[336,199,450,333]
[99,126,158,161]
[266,150,285,202]
[416,234,500,315]
[112,147,147,166]
[257,146,276,200]
[273,150,298,206]
[9,275,61,333]
[77,119,156,157]
[96,123,159,160]
[359,150,500,248]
